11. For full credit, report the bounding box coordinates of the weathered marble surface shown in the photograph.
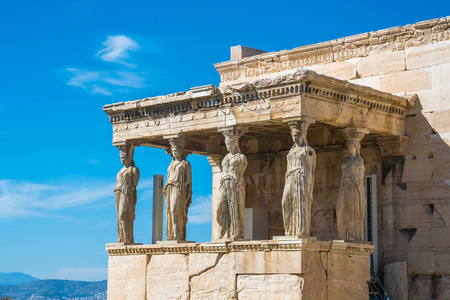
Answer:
[103,16,450,300]
[217,127,248,239]
[106,240,374,300]
[164,136,192,241]
[107,255,147,300]
[147,254,189,299]
[237,274,303,300]
[282,119,316,236]
[336,128,368,241]
[384,262,408,300]
[114,144,139,244]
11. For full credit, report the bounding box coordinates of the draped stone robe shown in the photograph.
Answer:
[336,155,366,241]
[282,144,316,236]
[217,152,247,239]
[115,165,140,243]
[164,159,192,241]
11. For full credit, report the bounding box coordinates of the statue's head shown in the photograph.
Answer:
[289,121,307,146]
[118,144,134,167]
[168,136,185,161]
[224,135,235,152]
[346,140,360,157]
[223,130,242,153]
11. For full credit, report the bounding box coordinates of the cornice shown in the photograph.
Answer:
[214,16,450,83]
[106,239,374,256]
[103,69,411,127]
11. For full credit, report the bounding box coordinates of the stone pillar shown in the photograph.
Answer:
[114,142,140,244]
[208,155,223,240]
[281,116,316,237]
[163,134,192,241]
[336,127,369,241]
[216,126,248,240]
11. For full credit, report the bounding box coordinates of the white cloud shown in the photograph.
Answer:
[187,195,212,224]
[96,35,140,67]
[55,267,108,281]
[0,178,153,219]
[66,34,146,96]
[67,68,146,95]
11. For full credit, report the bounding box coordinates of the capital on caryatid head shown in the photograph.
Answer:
[117,142,136,167]
[164,134,187,161]
[338,127,370,157]
[284,116,315,147]
[218,126,246,154]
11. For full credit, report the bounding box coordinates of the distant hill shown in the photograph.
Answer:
[0,279,107,300]
[0,273,40,286]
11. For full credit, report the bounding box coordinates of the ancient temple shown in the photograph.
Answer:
[104,16,450,300]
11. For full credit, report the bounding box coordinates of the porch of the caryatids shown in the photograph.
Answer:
[114,143,140,243]
[216,126,248,240]
[336,127,370,241]
[163,134,192,241]
[282,116,316,237]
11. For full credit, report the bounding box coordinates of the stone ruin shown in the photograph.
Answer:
[104,16,450,299]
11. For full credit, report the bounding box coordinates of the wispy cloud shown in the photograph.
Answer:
[67,68,146,95]
[188,195,212,224]
[67,35,146,96]
[0,178,153,219]
[96,35,140,67]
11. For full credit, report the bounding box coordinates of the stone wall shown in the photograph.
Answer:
[107,240,373,300]
[219,17,450,299]
[296,20,450,300]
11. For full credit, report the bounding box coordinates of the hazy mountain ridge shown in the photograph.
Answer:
[0,273,40,286]
[0,278,107,300]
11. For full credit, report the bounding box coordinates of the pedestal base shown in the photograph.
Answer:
[106,242,143,247]
[106,239,374,300]
[156,240,196,245]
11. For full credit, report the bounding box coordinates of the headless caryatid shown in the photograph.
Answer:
[164,137,192,241]
[114,144,140,243]
[217,128,247,239]
[336,128,368,241]
[282,119,316,237]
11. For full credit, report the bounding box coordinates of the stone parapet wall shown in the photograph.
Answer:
[106,240,373,300]
[214,17,450,85]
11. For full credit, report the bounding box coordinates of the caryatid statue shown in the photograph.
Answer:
[164,136,192,241]
[217,127,248,239]
[336,128,369,241]
[282,118,316,237]
[114,144,140,243]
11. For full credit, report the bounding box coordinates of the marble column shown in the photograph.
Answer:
[114,143,140,243]
[336,127,369,241]
[216,126,248,240]
[281,116,316,237]
[163,134,192,241]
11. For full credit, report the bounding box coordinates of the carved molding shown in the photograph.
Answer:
[214,17,450,83]
[105,240,375,256]
[104,70,411,130]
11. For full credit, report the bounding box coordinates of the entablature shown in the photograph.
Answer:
[103,69,414,147]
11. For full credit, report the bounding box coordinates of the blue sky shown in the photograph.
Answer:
[0,0,447,281]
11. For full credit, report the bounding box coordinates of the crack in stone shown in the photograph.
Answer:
[318,252,329,300]
[434,208,446,226]
[189,253,224,279]
[145,255,152,299]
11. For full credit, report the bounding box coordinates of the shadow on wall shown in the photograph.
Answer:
[381,98,450,300]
